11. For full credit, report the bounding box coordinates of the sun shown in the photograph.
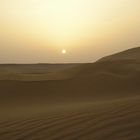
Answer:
[61,49,66,54]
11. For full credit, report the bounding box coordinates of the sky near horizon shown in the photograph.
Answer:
[0,0,140,63]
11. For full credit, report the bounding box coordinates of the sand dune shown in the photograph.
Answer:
[99,47,140,61]
[0,59,139,107]
[0,64,81,81]
[0,47,140,140]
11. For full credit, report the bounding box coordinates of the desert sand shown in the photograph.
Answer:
[0,47,140,140]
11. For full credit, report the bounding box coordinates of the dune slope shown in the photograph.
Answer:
[99,47,140,61]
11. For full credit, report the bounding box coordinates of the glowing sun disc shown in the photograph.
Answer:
[62,49,66,54]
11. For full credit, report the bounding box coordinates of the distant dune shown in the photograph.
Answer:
[99,46,140,61]
[0,47,140,140]
[0,64,80,81]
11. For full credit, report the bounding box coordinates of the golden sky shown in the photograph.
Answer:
[0,0,140,63]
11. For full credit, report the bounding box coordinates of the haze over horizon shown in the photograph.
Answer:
[0,0,140,63]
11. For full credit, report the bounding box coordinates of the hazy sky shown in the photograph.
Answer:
[0,0,140,63]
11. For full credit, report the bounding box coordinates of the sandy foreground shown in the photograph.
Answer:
[0,95,140,140]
